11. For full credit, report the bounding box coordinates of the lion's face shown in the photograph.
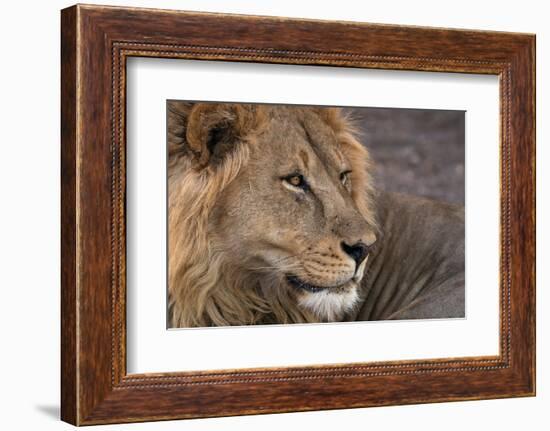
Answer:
[197,106,377,321]
[168,103,377,325]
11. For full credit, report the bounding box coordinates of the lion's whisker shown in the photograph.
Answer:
[246,263,301,272]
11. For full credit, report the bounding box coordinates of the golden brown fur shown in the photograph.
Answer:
[168,102,377,327]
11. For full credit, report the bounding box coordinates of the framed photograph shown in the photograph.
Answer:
[61,4,535,425]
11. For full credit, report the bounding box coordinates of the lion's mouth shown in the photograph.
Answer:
[285,275,349,293]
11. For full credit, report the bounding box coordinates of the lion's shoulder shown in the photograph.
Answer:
[352,190,465,321]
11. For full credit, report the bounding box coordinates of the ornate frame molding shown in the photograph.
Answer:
[61,5,535,425]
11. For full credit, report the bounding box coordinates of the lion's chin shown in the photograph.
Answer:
[296,284,359,322]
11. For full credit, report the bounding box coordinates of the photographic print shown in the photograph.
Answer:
[167,102,465,328]
[61,5,535,423]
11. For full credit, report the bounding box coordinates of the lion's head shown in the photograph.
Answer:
[168,102,377,327]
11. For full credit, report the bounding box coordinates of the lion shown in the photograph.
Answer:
[167,101,465,327]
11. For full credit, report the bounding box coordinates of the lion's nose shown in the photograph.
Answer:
[341,241,370,266]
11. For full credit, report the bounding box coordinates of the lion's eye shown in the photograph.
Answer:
[283,174,308,191]
[288,175,303,187]
[340,170,352,187]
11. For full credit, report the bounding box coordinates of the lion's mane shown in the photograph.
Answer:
[167,103,375,327]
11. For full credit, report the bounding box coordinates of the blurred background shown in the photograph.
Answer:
[346,107,465,205]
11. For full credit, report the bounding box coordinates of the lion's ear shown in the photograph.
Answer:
[167,101,194,162]
[184,103,264,168]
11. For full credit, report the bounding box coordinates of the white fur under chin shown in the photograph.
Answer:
[297,286,359,322]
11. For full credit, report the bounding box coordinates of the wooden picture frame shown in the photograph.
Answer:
[61,4,535,425]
